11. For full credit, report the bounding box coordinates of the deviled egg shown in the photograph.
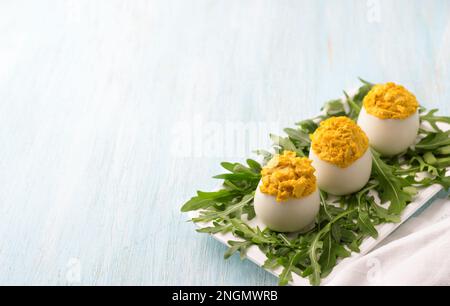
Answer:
[309,116,372,196]
[357,82,420,156]
[254,151,320,232]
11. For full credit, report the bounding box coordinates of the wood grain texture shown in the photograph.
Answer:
[0,0,449,285]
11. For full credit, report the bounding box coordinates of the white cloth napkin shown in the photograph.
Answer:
[327,196,450,286]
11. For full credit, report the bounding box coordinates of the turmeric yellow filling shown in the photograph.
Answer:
[260,151,316,202]
[363,82,419,119]
[310,116,369,168]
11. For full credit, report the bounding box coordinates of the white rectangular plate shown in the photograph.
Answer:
[188,120,449,286]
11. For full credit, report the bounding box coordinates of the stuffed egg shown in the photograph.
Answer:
[357,82,420,156]
[309,116,372,196]
[254,151,320,232]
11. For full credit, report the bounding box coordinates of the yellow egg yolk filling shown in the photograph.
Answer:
[311,116,369,168]
[260,151,317,202]
[363,82,419,119]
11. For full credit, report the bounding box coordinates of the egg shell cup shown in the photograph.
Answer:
[357,107,420,156]
[309,148,372,196]
[254,187,320,233]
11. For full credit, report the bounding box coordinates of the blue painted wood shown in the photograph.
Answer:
[0,0,449,285]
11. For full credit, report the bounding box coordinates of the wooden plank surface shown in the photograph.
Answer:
[0,0,449,285]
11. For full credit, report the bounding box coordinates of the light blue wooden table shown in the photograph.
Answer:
[0,0,449,285]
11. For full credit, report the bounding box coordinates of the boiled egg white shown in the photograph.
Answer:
[357,106,420,156]
[309,148,372,196]
[254,187,320,233]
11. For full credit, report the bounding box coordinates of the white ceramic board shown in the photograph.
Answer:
[188,117,449,286]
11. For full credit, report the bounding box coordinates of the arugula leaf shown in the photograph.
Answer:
[321,99,347,117]
[192,194,254,223]
[270,134,305,157]
[357,210,378,238]
[348,239,361,253]
[368,198,401,223]
[404,174,450,190]
[358,77,374,86]
[220,161,261,176]
[436,145,450,156]
[408,155,440,176]
[213,173,260,181]
[344,91,361,120]
[343,80,373,119]
[337,227,354,242]
[283,128,311,146]
[355,183,379,238]
[353,81,373,104]
[331,223,341,242]
[242,202,256,220]
[254,149,273,165]
[308,208,356,285]
[232,219,278,245]
[318,233,351,278]
[296,119,319,134]
[415,131,450,151]
[224,240,252,260]
[438,176,450,190]
[246,159,262,172]
[196,222,232,234]
[181,190,236,212]
[370,149,412,214]
[420,109,450,132]
[262,258,280,272]
[317,233,335,277]
[220,162,240,172]
[279,251,303,286]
